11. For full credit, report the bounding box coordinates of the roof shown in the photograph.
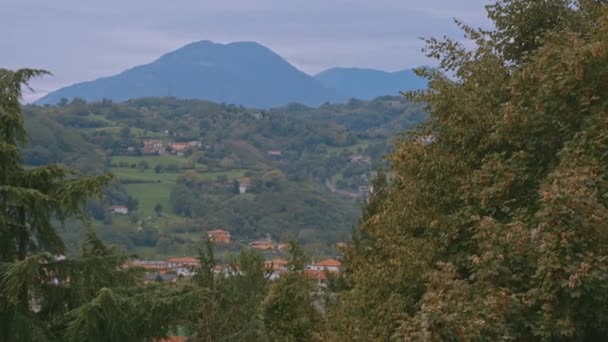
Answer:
[270,259,288,265]
[305,269,328,281]
[265,259,288,267]
[168,257,198,264]
[315,259,342,267]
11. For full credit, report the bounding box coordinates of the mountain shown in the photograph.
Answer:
[314,67,426,100]
[36,41,342,108]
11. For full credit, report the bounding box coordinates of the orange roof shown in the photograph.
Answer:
[168,257,198,264]
[270,259,288,266]
[305,269,328,281]
[264,259,288,270]
[249,240,275,249]
[315,259,342,267]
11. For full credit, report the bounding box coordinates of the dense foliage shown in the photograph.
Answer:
[327,1,608,340]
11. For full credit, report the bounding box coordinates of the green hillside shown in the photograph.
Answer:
[23,96,425,257]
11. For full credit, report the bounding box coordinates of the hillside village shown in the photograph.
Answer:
[131,229,343,284]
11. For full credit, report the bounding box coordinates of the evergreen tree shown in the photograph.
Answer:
[0,68,194,341]
[261,241,320,342]
[189,240,270,341]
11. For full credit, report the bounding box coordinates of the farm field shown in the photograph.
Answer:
[110,153,248,216]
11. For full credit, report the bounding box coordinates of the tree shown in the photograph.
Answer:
[189,241,270,341]
[0,68,193,341]
[261,241,319,341]
[137,160,149,172]
[154,202,163,217]
[326,1,608,340]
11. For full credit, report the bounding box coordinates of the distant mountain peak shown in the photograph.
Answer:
[314,67,426,100]
[36,40,425,107]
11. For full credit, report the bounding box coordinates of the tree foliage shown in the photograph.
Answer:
[325,1,608,340]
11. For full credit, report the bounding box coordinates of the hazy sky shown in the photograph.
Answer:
[2,1,492,102]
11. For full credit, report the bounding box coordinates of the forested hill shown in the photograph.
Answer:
[35,40,425,108]
[23,95,425,257]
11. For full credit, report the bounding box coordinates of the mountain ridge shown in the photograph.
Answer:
[36,40,425,108]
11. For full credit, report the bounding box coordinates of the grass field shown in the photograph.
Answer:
[125,182,175,217]
[111,161,247,217]
[111,168,183,183]
[111,155,195,167]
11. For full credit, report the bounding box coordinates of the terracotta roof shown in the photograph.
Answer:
[168,257,198,264]
[270,259,288,266]
[265,259,288,270]
[305,269,328,281]
[315,259,342,267]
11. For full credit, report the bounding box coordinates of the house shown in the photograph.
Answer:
[264,259,288,272]
[213,264,240,277]
[208,229,231,244]
[308,259,342,273]
[187,141,202,148]
[142,139,165,154]
[267,150,282,157]
[265,259,288,280]
[168,257,200,268]
[277,243,289,252]
[305,259,342,285]
[108,205,129,215]
[174,267,194,277]
[249,240,275,251]
[237,177,252,194]
[305,269,330,283]
[169,142,189,152]
[132,260,170,271]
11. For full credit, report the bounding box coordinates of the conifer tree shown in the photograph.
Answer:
[261,241,320,342]
[0,68,194,341]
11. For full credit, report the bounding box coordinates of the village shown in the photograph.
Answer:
[130,229,343,284]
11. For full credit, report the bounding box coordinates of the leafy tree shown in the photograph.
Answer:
[325,1,608,340]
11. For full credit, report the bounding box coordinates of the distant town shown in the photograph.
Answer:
[130,229,343,284]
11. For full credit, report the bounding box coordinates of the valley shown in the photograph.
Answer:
[23,95,425,259]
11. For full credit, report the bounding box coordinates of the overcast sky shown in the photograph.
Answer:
[2,0,492,102]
